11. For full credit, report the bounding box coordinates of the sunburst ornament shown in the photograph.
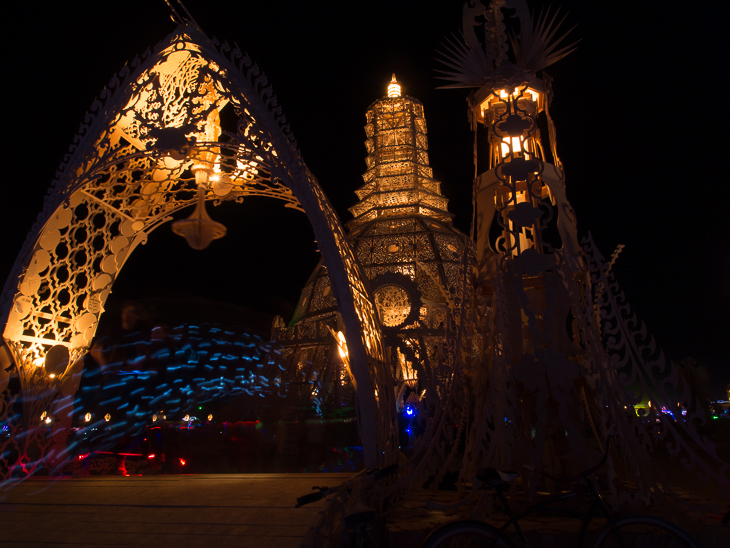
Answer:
[436,0,578,89]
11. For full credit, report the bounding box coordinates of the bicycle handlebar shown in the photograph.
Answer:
[295,463,400,508]
[296,486,329,508]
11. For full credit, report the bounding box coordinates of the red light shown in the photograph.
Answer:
[179,458,186,466]
[148,454,155,459]
[78,453,89,460]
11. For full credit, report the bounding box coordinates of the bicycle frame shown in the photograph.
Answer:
[488,476,619,548]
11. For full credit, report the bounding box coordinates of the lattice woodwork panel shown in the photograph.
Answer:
[2,22,394,475]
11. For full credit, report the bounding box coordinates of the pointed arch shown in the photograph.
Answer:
[0,24,396,470]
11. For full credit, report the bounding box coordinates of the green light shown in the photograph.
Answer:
[199,407,202,410]
[712,416,719,419]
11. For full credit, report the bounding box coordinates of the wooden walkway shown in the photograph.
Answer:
[0,474,352,547]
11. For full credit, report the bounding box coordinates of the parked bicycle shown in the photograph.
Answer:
[420,437,702,548]
[296,463,400,547]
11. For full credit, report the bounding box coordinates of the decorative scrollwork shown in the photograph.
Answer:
[1,20,392,478]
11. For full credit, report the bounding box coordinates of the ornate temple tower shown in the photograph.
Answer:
[278,76,467,411]
[348,74,452,226]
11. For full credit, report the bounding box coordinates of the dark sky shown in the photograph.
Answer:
[3,1,728,396]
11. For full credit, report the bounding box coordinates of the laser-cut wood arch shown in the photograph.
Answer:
[0,22,397,475]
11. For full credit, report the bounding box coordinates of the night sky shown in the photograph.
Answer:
[3,1,727,397]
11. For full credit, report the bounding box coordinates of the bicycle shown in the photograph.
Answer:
[296,463,400,547]
[420,437,702,548]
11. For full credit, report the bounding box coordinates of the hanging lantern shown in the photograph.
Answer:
[172,167,227,250]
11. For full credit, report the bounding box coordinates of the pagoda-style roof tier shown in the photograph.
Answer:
[347,94,451,230]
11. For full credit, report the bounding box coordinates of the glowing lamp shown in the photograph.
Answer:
[500,136,524,158]
[337,331,349,359]
[208,414,213,421]
[152,414,158,422]
[45,417,52,424]
[84,413,91,422]
[387,74,401,98]
[183,414,190,422]
[104,413,111,422]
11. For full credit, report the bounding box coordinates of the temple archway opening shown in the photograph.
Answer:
[67,193,364,475]
[0,23,395,478]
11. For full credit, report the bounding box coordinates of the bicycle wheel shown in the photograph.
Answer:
[592,515,701,548]
[420,520,515,548]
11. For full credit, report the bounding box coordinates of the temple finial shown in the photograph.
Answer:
[387,74,401,98]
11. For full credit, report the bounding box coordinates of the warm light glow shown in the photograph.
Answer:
[179,458,186,466]
[397,349,417,381]
[387,73,401,98]
[152,414,158,422]
[104,413,111,422]
[33,357,44,368]
[49,373,55,378]
[183,414,190,422]
[498,87,539,102]
[337,331,349,359]
[40,411,47,421]
[479,87,541,117]
[148,454,155,459]
[500,136,523,158]
[84,412,91,422]
[374,285,411,327]
[45,417,51,424]
[208,414,213,421]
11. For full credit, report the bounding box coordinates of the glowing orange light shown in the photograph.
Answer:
[179,458,186,466]
[500,136,524,158]
[387,74,401,98]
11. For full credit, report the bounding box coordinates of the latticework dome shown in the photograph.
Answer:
[277,77,467,412]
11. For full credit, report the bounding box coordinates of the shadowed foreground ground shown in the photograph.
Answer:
[1,470,727,547]
[0,474,350,547]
